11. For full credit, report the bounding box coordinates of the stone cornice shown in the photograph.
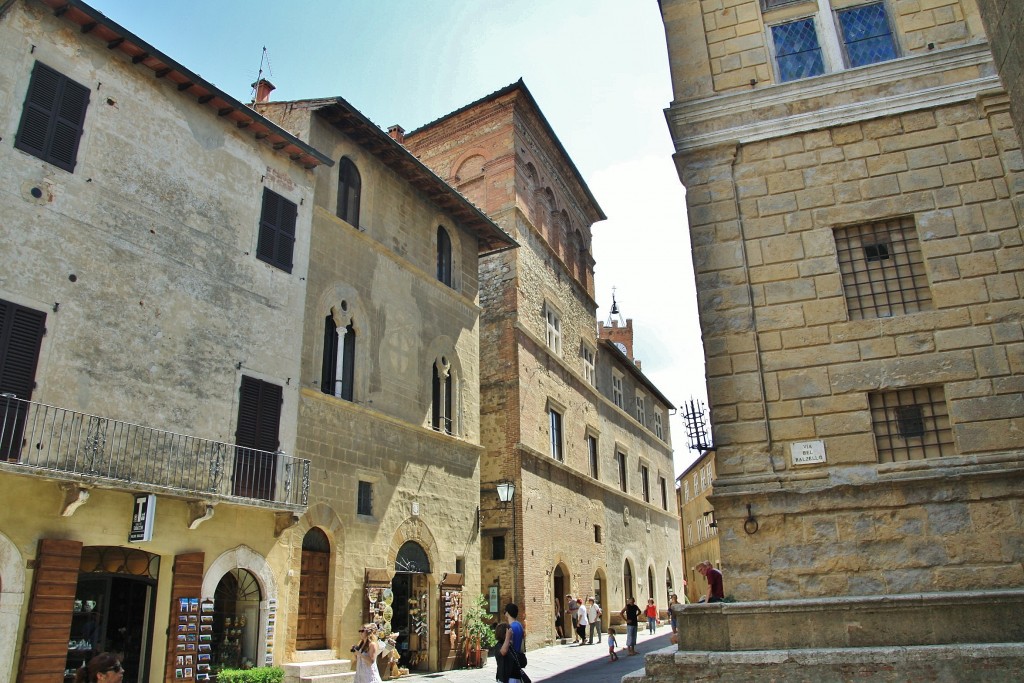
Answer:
[666,42,1001,153]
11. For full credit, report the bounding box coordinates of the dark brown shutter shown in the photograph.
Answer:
[163,552,205,683]
[17,538,83,683]
[256,188,297,273]
[0,300,46,461]
[15,61,90,173]
[233,376,281,500]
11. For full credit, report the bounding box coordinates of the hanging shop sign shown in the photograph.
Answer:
[129,493,157,543]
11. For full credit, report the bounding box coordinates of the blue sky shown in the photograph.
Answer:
[86,0,705,474]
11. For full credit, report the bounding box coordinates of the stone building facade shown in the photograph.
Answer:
[255,95,513,675]
[975,0,1024,144]
[654,0,1024,677]
[676,451,720,605]
[404,82,682,647]
[0,2,330,683]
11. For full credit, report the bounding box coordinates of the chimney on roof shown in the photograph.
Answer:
[251,78,276,104]
[388,125,406,144]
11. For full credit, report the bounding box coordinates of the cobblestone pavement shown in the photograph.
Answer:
[399,623,675,683]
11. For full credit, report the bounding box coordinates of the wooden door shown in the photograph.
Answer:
[296,550,328,650]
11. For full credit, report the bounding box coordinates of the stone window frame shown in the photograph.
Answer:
[547,398,566,462]
[834,216,932,320]
[640,462,651,504]
[763,0,900,84]
[544,299,563,356]
[612,370,624,409]
[585,428,600,480]
[654,411,664,440]
[869,385,955,462]
[357,480,374,517]
[635,391,647,427]
[581,342,596,386]
[615,447,628,493]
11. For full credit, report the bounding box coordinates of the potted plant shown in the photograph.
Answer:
[462,594,497,668]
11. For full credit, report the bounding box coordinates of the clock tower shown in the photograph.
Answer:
[598,290,635,364]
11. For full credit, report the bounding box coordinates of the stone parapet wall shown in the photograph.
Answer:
[629,643,1024,683]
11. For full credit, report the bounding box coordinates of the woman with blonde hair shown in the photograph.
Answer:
[350,623,382,683]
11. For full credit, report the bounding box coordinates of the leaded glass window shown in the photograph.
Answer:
[771,18,825,82]
[838,2,897,68]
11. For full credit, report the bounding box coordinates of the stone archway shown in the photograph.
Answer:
[203,546,277,666]
[0,531,25,683]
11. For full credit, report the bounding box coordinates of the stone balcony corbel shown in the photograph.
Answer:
[275,512,299,537]
[187,500,216,529]
[60,483,91,517]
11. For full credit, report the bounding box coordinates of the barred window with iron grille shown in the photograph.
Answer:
[869,387,955,462]
[835,217,932,320]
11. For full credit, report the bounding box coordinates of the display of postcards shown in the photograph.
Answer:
[201,601,214,613]
[186,634,197,642]
[176,644,186,653]
[198,644,211,653]
[175,669,183,679]
[185,644,196,652]
[177,635,187,642]
[185,668,193,678]
[196,675,210,682]
[179,599,189,612]
[267,598,277,608]
[197,654,211,663]
[177,625,187,633]
[189,598,199,612]
[187,624,198,632]
[185,656,193,666]
[200,624,212,632]
[199,634,212,642]
[197,664,210,672]
[176,657,184,666]
[179,615,188,624]
[200,615,213,623]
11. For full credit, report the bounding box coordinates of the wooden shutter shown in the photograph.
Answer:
[15,61,90,173]
[233,376,281,500]
[17,538,83,683]
[256,188,297,273]
[0,300,46,461]
[163,552,205,683]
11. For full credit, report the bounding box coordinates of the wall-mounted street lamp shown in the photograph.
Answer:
[495,480,517,605]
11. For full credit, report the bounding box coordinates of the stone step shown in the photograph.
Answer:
[282,658,354,683]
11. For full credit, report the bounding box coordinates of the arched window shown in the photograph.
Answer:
[322,311,355,401]
[623,559,634,601]
[395,541,431,574]
[437,226,452,287]
[337,157,361,227]
[431,357,453,434]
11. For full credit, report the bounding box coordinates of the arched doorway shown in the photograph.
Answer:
[212,569,262,670]
[623,560,634,602]
[552,564,568,640]
[592,570,607,630]
[297,528,330,650]
[391,541,430,671]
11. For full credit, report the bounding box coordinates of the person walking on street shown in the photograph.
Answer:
[668,593,680,634]
[566,594,579,644]
[645,598,658,635]
[586,596,602,644]
[499,603,526,683]
[576,598,589,644]
[619,597,641,655]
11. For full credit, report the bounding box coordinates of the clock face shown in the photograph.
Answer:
[614,342,627,354]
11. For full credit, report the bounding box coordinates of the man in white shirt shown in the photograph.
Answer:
[586,597,603,644]
[576,598,589,644]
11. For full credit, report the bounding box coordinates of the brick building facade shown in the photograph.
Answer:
[404,82,682,647]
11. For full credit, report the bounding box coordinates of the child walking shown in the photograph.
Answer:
[607,628,619,662]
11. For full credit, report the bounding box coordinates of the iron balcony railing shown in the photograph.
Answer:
[0,394,309,508]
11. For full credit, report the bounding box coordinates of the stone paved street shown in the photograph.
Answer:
[400,624,674,683]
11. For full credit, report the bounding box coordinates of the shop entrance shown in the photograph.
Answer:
[67,547,159,683]
[212,569,262,670]
[391,541,430,671]
[552,565,567,640]
[296,528,329,650]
